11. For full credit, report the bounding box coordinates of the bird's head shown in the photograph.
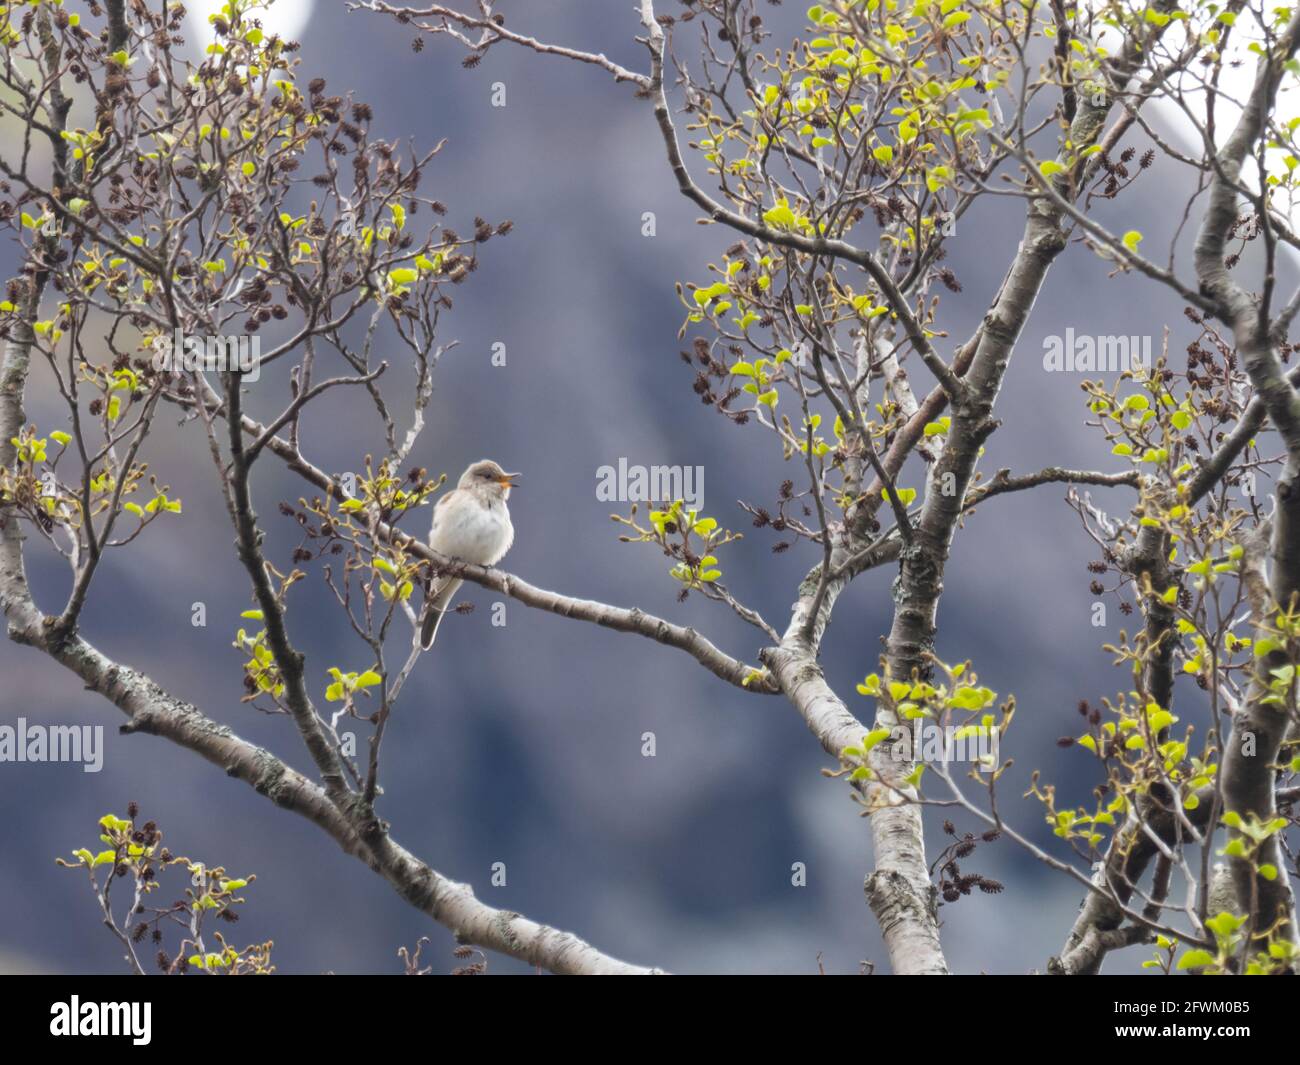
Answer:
[459,459,520,499]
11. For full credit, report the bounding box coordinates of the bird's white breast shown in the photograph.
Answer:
[431,496,513,565]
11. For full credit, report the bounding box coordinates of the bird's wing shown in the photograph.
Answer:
[421,490,463,649]
[428,488,457,536]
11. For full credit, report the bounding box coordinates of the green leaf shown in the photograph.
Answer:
[762,200,797,229]
[1147,708,1175,732]
[1176,949,1216,970]
[861,727,892,752]
[1205,911,1244,939]
[948,685,995,711]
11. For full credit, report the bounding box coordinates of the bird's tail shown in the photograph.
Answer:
[419,577,462,650]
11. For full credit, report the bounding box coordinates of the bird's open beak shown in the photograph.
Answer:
[499,472,521,489]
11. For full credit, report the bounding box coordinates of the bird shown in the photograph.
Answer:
[419,458,518,650]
